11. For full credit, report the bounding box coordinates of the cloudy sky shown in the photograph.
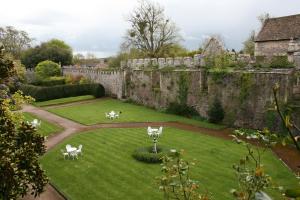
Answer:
[1,0,299,57]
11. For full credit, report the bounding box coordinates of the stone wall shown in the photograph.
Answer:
[255,40,290,58]
[125,69,296,129]
[62,67,124,98]
[61,66,300,130]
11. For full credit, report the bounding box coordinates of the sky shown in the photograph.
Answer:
[1,0,300,58]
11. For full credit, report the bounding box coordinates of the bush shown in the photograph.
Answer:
[132,146,170,163]
[208,98,224,123]
[65,74,83,85]
[269,56,294,68]
[32,76,66,86]
[166,102,199,118]
[20,83,105,101]
[35,60,61,79]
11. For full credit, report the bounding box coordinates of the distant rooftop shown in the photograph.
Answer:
[255,14,300,42]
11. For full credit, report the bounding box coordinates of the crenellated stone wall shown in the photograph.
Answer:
[62,67,125,98]
[61,66,300,130]
[121,54,205,69]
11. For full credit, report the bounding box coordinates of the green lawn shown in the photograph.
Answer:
[46,98,224,129]
[23,112,63,136]
[41,127,297,200]
[32,95,95,107]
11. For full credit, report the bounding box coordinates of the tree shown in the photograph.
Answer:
[208,98,225,123]
[0,46,48,200]
[0,45,15,83]
[35,60,61,79]
[257,13,270,26]
[21,39,73,68]
[124,0,181,57]
[243,31,255,56]
[0,26,32,59]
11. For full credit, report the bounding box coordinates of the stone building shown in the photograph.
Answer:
[255,14,300,59]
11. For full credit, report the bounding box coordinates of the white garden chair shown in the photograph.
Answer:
[147,126,153,136]
[31,119,41,128]
[105,113,110,119]
[69,150,78,160]
[60,149,69,160]
[76,144,83,156]
[157,126,163,135]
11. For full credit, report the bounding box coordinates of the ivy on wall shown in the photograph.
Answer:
[177,72,189,104]
[239,73,254,103]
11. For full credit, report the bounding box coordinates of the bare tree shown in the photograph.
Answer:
[0,26,32,59]
[124,0,181,58]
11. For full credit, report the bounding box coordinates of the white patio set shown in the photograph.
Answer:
[61,144,83,160]
[105,110,121,120]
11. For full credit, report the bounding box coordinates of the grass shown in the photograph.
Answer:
[32,95,95,107]
[46,98,224,129]
[41,127,297,200]
[23,112,63,136]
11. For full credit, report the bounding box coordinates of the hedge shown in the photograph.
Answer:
[32,77,66,86]
[20,83,105,101]
[132,146,170,163]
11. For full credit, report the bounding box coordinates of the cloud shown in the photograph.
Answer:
[0,0,300,57]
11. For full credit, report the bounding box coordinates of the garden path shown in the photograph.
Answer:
[21,104,300,200]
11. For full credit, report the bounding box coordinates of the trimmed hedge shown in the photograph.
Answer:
[20,83,105,101]
[32,77,66,86]
[132,146,170,163]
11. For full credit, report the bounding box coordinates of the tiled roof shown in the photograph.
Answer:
[255,14,300,42]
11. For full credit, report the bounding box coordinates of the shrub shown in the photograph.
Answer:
[208,98,224,123]
[32,76,66,86]
[35,60,61,79]
[166,102,199,118]
[269,56,294,68]
[132,146,170,163]
[20,83,105,101]
[65,74,83,84]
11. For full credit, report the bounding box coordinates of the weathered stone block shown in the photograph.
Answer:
[174,57,183,66]
[166,57,174,66]
[151,58,158,66]
[158,58,166,68]
[144,58,151,67]
[183,57,193,68]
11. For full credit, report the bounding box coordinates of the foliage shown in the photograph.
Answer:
[272,84,300,151]
[178,72,189,105]
[32,76,66,86]
[208,67,233,84]
[123,0,181,58]
[0,45,15,83]
[65,74,86,85]
[21,39,73,68]
[0,51,47,199]
[166,103,199,118]
[269,56,294,68]
[132,146,169,163]
[243,31,255,56]
[239,73,254,103]
[20,83,105,101]
[0,26,32,59]
[158,150,211,200]
[230,129,280,200]
[208,98,224,123]
[35,60,61,79]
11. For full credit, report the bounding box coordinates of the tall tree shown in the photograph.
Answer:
[0,26,32,59]
[124,0,181,58]
[21,39,73,68]
[243,30,255,56]
[0,45,48,200]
